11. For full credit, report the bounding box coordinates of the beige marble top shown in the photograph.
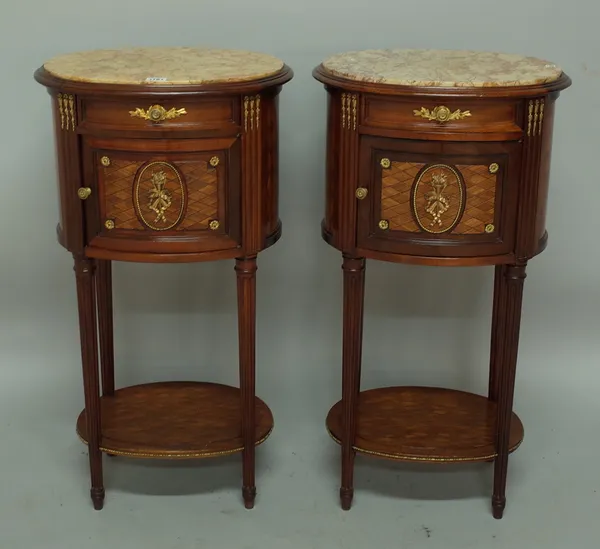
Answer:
[43,47,285,85]
[320,49,562,87]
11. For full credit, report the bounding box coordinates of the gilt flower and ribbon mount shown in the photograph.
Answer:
[380,160,497,235]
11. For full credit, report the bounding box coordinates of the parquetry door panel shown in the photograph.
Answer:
[357,137,520,257]
[84,139,241,254]
[381,161,497,235]
[103,157,219,232]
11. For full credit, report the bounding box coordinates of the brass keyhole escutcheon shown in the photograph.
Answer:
[489,163,499,174]
[209,156,219,167]
[380,158,391,169]
[355,187,368,200]
[209,220,220,230]
[379,219,390,230]
[100,156,111,167]
[105,219,115,230]
[485,224,495,233]
[77,187,92,200]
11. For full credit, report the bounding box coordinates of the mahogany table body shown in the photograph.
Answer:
[314,49,570,518]
[35,48,292,510]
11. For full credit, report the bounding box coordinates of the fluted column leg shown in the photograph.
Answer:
[74,255,104,510]
[236,256,258,509]
[96,260,114,397]
[492,263,527,519]
[340,255,366,510]
[489,264,508,402]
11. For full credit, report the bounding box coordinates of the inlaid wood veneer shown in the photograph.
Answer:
[314,48,570,518]
[36,47,292,510]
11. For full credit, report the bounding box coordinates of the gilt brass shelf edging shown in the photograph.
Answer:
[76,427,274,459]
[326,427,523,463]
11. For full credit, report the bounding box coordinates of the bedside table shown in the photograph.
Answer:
[313,49,570,518]
[35,47,292,510]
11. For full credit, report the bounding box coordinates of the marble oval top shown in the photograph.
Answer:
[320,49,563,88]
[43,47,285,86]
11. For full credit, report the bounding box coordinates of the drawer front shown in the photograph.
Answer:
[357,137,520,257]
[363,96,521,138]
[82,98,238,132]
[83,138,240,254]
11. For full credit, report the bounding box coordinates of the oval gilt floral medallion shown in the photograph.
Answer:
[134,161,186,231]
[411,164,465,234]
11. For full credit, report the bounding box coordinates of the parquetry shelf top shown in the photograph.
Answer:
[320,49,563,88]
[43,47,285,86]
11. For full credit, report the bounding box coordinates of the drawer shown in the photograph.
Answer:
[82,137,240,255]
[356,137,520,257]
[81,97,238,132]
[362,95,522,138]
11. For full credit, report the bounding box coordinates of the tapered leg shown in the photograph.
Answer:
[484,265,505,463]
[236,257,258,509]
[488,264,507,402]
[74,255,104,510]
[96,260,114,397]
[340,255,366,510]
[492,263,527,519]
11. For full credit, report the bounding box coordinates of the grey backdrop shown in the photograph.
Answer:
[1,1,598,548]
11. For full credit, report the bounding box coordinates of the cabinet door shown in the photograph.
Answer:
[356,137,520,257]
[83,137,240,255]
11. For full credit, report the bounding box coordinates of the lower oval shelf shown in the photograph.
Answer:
[326,386,524,463]
[77,382,273,459]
